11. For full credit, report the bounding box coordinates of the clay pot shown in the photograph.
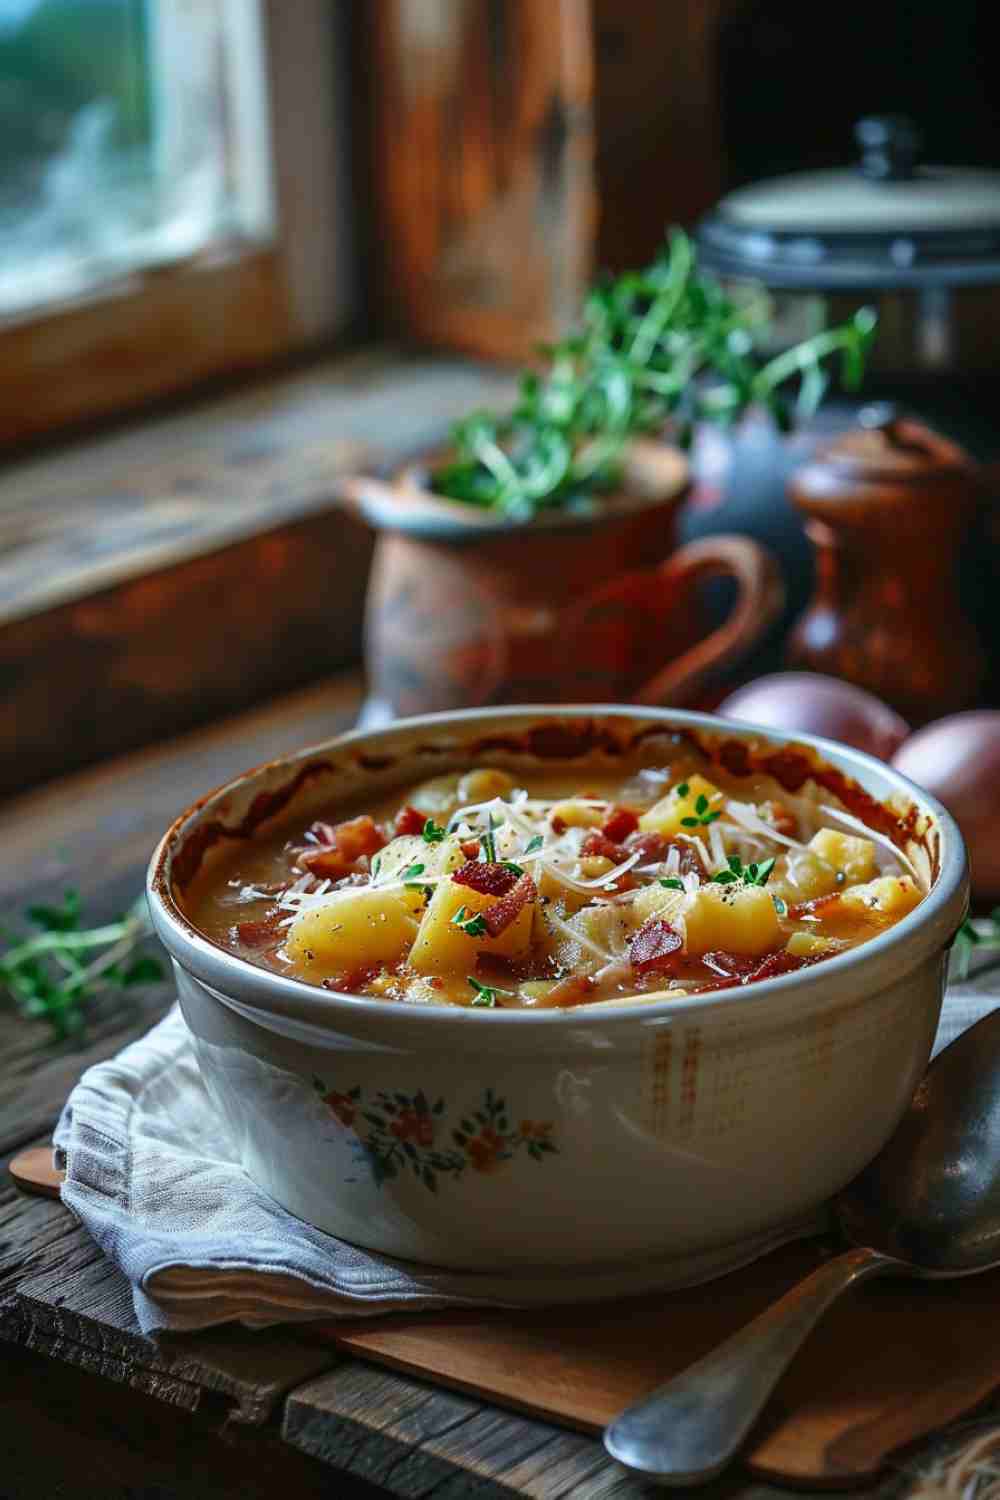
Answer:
[343,439,784,723]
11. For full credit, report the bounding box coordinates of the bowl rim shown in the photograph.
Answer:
[147,704,969,1033]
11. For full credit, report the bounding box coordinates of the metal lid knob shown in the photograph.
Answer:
[855,115,923,181]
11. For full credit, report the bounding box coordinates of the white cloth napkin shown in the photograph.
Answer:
[55,950,1000,1334]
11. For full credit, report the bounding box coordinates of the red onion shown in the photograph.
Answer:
[718,673,910,760]
[892,712,1000,903]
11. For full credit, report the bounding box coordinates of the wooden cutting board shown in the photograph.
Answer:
[318,1243,1000,1485]
[14,1146,1000,1485]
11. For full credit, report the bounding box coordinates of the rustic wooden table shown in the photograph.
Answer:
[0,671,989,1500]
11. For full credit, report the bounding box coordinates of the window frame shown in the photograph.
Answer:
[0,0,356,450]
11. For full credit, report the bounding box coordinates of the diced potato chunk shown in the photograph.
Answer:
[456,767,515,804]
[409,876,533,973]
[286,888,419,973]
[808,829,877,885]
[838,875,921,920]
[638,774,724,838]
[408,773,461,815]
[683,883,780,957]
[549,798,603,830]
[786,931,844,958]
[375,832,464,884]
[769,849,839,905]
[631,883,689,929]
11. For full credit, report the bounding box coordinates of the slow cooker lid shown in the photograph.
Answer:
[697,117,1000,289]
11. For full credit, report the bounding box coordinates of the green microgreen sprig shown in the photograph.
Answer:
[467,976,514,1008]
[430,228,876,519]
[680,793,722,829]
[711,855,776,888]
[0,889,164,1041]
[451,905,488,938]
[524,835,545,855]
[422,819,446,844]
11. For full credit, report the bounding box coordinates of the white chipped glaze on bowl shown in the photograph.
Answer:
[147,707,968,1277]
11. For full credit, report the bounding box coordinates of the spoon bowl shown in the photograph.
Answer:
[604,1006,1000,1484]
[837,1009,1000,1272]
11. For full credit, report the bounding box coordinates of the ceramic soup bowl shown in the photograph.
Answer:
[147,707,967,1283]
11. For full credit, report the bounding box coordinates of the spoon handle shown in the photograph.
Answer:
[604,1245,897,1484]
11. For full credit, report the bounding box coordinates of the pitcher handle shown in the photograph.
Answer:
[632,535,784,708]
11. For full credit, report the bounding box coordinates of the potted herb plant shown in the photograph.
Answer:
[344,231,875,722]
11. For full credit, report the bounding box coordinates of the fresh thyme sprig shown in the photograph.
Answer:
[681,794,722,829]
[712,855,777,888]
[430,228,876,518]
[0,889,164,1040]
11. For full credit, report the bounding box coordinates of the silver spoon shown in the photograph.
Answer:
[604,1006,1000,1485]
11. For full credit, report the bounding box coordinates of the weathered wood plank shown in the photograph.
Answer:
[0,1170,337,1426]
[0,347,514,794]
[283,1363,651,1499]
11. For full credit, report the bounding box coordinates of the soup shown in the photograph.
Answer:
[188,747,925,1009]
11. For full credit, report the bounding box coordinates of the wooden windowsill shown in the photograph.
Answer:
[2,345,515,798]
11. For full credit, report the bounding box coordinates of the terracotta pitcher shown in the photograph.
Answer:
[343,439,783,723]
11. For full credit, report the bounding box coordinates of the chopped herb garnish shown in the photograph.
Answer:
[422,819,446,844]
[401,863,426,881]
[675,782,690,799]
[659,877,685,891]
[467,976,513,1008]
[524,835,545,855]
[451,905,488,938]
[681,810,721,828]
[711,856,776,888]
[479,813,499,864]
[406,883,435,899]
[371,855,381,879]
[501,860,525,877]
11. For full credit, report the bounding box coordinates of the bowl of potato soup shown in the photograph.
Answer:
[147,706,968,1276]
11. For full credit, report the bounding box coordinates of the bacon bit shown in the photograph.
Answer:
[749,949,823,982]
[625,831,705,877]
[630,919,683,974]
[482,873,537,938]
[232,912,281,949]
[580,830,627,863]
[701,950,758,979]
[452,861,520,898]
[427,976,445,990]
[394,804,427,837]
[763,800,798,839]
[546,974,597,1007]
[602,805,639,843]
[550,815,567,835]
[335,816,387,861]
[297,815,386,877]
[700,947,826,986]
[322,963,381,993]
[461,839,481,859]
[625,830,667,862]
